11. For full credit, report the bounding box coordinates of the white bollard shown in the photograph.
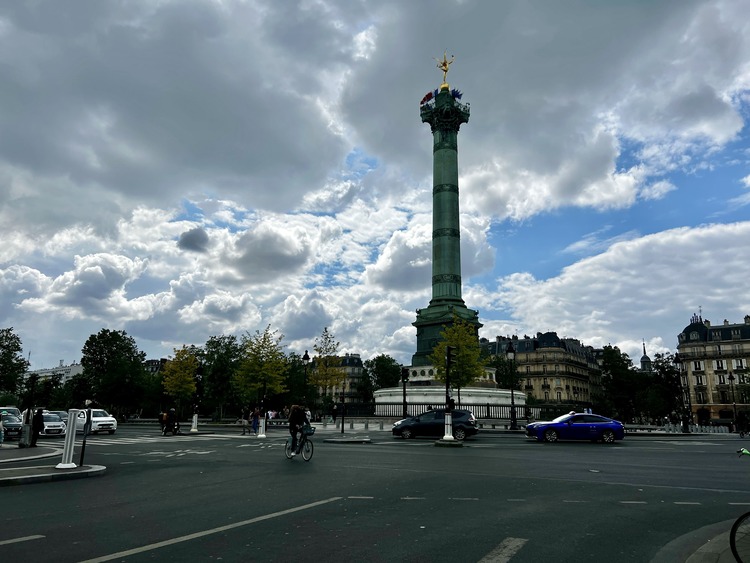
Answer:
[56,409,80,469]
[442,412,454,441]
[258,416,267,438]
[190,413,198,433]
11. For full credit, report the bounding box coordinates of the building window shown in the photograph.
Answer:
[693,361,702,371]
[543,365,547,374]
[543,378,548,385]
[696,375,704,386]
[556,391,561,401]
[719,374,726,385]
[697,391,706,403]
[737,359,746,370]
[741,374,748,385]
[544,392,549,401]
[713,331,721,341]
[721,391,728,403]
[690,331,700,340]
[525,365,530,373]
[555,378,561,386]
[554,364,559,373]
[717,360,725,370]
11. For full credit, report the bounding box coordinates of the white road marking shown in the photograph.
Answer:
[0,535,45,546]
[477,537,529,563]
[729,502,750,506]
[563,500,587,503]
[674,502,701,505]
[506,498,525,502]
[348,496,374,499]
[79,497,342,563]
[620,501,647,504]
[400,496,425,500]
[449,497,479,501]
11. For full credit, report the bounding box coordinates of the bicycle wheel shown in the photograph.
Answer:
[284,438,293,459]
[731,511,750,562]
[302,439,314,461]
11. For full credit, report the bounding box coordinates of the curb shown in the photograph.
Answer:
[0,464,107,487]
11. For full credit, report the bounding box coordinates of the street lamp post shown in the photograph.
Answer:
[340,380,346,435]
[505,341,518,431]
[302,350,310,403]
[729,372,737,431]
[401,367,409,418]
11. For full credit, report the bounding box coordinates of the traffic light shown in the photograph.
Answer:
[446,346,456,370]
[401,367,409,383]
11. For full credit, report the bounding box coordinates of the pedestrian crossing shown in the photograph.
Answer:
[80,434,239,446]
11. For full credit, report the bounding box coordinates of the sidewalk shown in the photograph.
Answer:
[0,443,106,486]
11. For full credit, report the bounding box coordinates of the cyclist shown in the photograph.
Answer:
[288,404,308,457]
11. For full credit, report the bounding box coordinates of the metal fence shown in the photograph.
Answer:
[336,402,578,420]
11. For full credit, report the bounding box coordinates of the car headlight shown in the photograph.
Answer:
[393,420,402,427]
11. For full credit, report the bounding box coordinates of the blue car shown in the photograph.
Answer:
[526,412,625,443]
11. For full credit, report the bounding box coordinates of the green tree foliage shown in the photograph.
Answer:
[310,327,345,397]
[200,335,241,419]
[488,348,523,392]
[233,325,287,406]
[80,329,147,414]
[363,354,402,390]
[282,351,315,406]
[0,327,30,396]
[162,346,199,408]
[645,352,683,421]
[428,318,485,400]
[599,345,637,420]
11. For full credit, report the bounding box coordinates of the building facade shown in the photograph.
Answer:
[483,333,602,408]
[676,314,750,425]
[24,360,83,385]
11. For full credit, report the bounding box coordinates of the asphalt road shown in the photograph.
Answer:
[2,426,749,562]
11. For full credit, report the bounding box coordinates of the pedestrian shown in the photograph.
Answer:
[0,414,4,448]
[251,407,260,435]
[332,403,338,423]
[241,407,249,435]
[31,408,44,447]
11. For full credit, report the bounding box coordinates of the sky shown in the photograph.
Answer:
[2,0,749,371]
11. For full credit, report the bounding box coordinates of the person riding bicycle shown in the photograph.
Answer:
[288,404,308,457]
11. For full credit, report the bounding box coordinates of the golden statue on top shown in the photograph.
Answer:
[434,51,454,85]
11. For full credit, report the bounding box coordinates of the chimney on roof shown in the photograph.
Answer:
[704,320,711,327]
[725,319,730,325]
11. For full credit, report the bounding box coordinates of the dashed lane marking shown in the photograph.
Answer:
[477,537,529,563]
[0,535,45,546]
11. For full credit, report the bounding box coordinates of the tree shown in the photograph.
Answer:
[282,351,315,407]
[363,354,402,390]
[162,346,199,410]
[233,325,287,408]
[310,327,346,398]
[80,329,147,414]
[0,327,30,397]
[428,318,485,403]
[598,345,637,420]
[200,335,242,419]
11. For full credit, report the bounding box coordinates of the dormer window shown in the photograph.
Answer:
[690,331,700,340]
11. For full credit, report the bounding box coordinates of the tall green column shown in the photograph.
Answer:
[411,83,481,367]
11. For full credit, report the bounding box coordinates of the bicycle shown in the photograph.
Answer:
[285,424,314,461]
[730,448,750,561]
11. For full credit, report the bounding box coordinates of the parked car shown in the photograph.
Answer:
[40,413,67,437]
[0,406,21,418]
[1,413,23,440]
[48,410,69,423]
[76,409,118,434]
[525,412,625,443]
[392,408,478,440]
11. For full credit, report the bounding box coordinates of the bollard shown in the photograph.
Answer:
[191,413,198,433]
[56,409,80,469]
[349,420,354,429]
[379,421,384,430]
[364,420,369,430]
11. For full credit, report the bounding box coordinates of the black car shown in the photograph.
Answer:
[392,409,478,440]
[1,413,23,441]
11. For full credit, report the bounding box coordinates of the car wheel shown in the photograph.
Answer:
[453,427,467,440]
[601,430,615,443]
[401,428,413,439]
[108,430,116,435]
[544,429,558,443]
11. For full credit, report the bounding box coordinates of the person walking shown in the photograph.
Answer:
[31,408,44,447]
[0,414,4,448]
[240,407,249,435]
[251,407,260,435]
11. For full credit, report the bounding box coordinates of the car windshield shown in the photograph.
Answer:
[43,414,62,422]
[2,414,21,423]
[92,410,110,417]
